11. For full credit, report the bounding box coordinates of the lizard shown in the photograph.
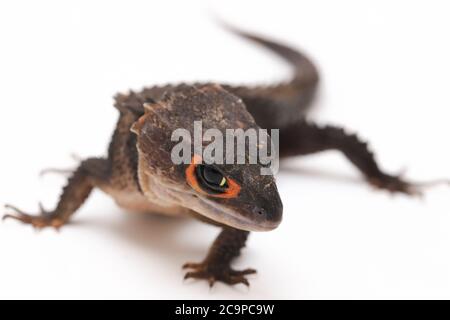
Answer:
[3,26,441,287]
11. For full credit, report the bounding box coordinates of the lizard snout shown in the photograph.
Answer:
[249,197,283,231]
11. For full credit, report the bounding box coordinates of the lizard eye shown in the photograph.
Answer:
[185,155,241,198]
[196,165,228,193]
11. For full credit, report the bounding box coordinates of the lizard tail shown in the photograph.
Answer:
[221,23,319,86]
[219,22,320,128]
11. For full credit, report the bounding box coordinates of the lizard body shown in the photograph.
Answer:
[4,27,429,287]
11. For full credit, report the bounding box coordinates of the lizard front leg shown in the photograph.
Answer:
[279,121,434,195]
[183,227,256,287]
[3,158,108,229]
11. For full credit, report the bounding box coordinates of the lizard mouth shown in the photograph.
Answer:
[195,196,278,231]
[170,189,278,232]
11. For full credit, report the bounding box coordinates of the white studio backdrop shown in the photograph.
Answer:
[0,0,449,299]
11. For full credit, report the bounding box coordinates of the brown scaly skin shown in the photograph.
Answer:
[3,26,442,287]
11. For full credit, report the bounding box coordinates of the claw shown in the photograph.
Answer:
[230,268,256,276]
[369,166,450,197]
[39,168,73,178]
[3,203,64,230]
[184,272,196,280]
[182,262,202,269]
[3,213,24,222]
[38,202,46,214]
[208,277,215,288]
[241,278,250,286]
[4,204,27,216]
[229,276,250,286]
[415,179,450,188]
[369,174,430,197]
[3,204,34,224]
[408,178,450,200]
[182,260,256,287]
[39,153,80,178]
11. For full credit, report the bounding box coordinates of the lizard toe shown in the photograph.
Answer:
[182,260,255,287]
[3,204,64,230]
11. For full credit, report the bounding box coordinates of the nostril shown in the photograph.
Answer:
[253,207,266,215]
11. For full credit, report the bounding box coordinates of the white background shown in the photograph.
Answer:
[0,0,449,299]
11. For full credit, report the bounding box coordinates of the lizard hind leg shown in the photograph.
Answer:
[3,157,109,230]
[183,227,256,287]
[279,121,448,196]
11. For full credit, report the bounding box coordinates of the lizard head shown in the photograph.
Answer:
[131,84,282,232]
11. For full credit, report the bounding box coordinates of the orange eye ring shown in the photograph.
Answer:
[185,155,241,199]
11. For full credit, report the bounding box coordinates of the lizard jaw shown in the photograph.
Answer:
[194,196,279,232]
[153,184,280,231]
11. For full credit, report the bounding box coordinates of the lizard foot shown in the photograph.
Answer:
[3,203,65,230]
[183,261,256,287]
[369,174,422,196]
[369,173,450,197]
